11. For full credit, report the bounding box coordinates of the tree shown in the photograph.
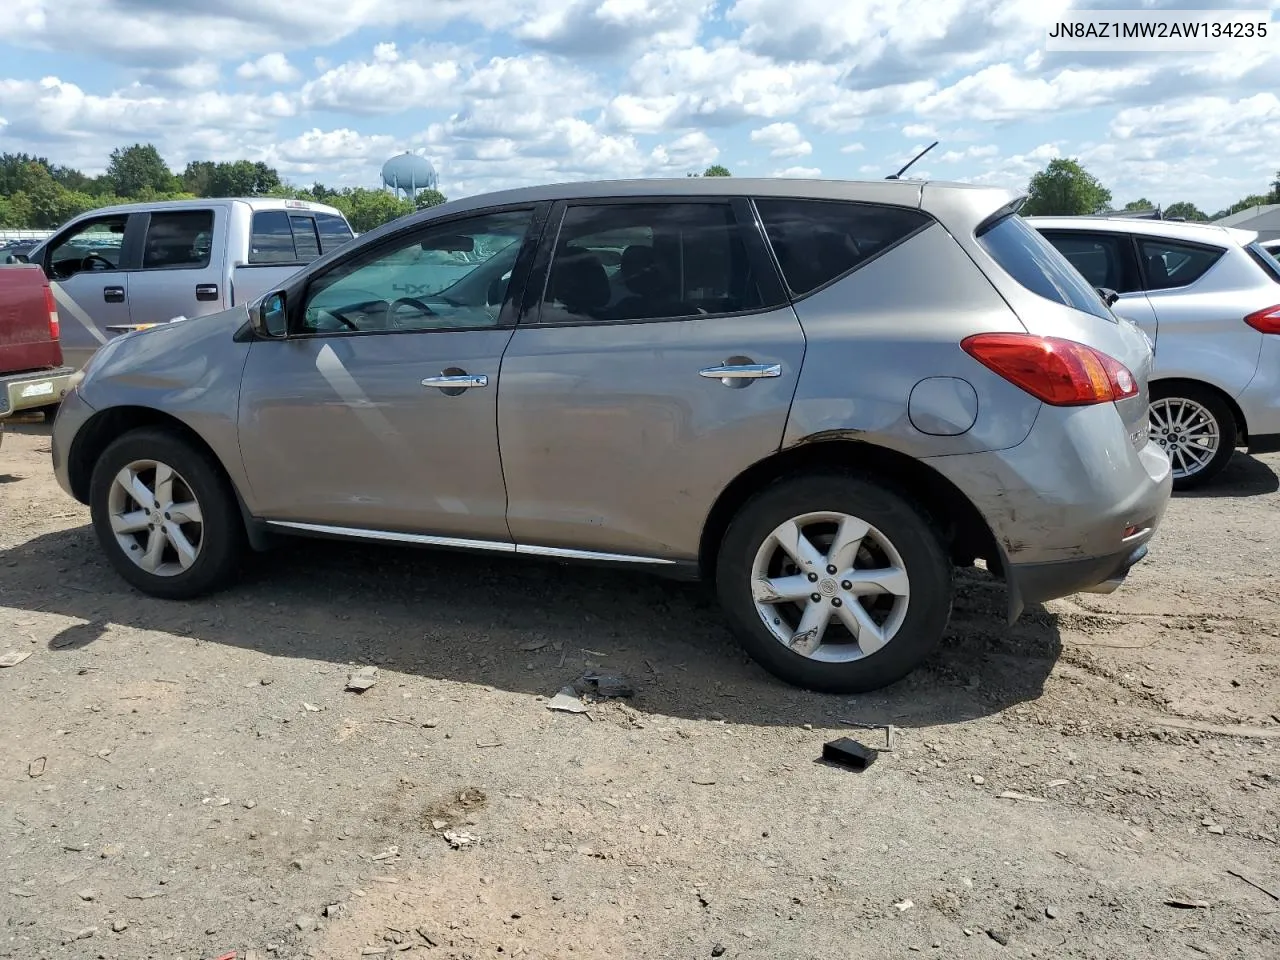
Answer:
[703,164,731,177]
[0,153,54,196]
[1021,158,1112,216]
[414,189,447,210]
[106,143,175,198]
[1123,198,1155,212]
[1272,170,1280,203]
[333,188,415,233]
[1163,201,1208,222]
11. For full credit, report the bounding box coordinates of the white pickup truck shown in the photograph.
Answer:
[10,197,355,369]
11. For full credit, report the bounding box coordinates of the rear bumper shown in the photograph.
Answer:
[0,365,75,419]
[1007,543,1149,619]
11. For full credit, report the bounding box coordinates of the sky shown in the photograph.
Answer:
[1,0,1278,213]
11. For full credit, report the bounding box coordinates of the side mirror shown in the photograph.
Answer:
[252,291,289,339]
[1096,287,1120,308]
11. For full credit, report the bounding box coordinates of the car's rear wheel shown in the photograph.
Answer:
[716,473,953,694]
[1149,383,1236,490]
[89,428,244,599]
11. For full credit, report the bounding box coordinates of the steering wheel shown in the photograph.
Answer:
[387,297,438,328]
[82,254,114,271]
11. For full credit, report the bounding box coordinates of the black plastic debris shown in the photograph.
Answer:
[821,737,879,771]
[575,671,635,698]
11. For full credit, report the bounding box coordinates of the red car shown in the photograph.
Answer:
[0,263,76,442]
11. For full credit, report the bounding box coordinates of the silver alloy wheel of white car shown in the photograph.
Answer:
[750,510,911,663]
[1149,396,1220,480]
[106,458,205,576]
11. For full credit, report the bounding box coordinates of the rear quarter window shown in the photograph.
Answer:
[754,198,932,298]
[249,210,298,264]
[1247,242,1280,284]
[316,214,355,253]
[977,214,1111,320]
[1137,238,1224,291]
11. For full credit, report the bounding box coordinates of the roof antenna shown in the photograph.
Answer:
[886,141,939,180]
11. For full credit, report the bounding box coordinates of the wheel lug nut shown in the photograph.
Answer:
[841,580,852,590]
[810,593,821,603]
[807,572,818,582]
[832,598,842,607]
[826,565,837,575]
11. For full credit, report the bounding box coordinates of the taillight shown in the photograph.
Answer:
[44,284,60,341]
[1244,305,1280,334]
[961,333,1139,406]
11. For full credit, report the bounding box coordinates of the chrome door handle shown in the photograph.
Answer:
[698,362,782,380]
[422,374,488,389]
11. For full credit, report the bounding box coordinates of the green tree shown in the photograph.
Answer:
[703,164,731,177]
[414,189,447,210]
[106,143,175,198]
[332,188,415,232]
[0,153,54,195]
[1163,201,1208,222]
[1021,158,1112,216]
[1122,198,1154,212]
[1271,170,1280,202]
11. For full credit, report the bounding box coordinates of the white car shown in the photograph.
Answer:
[1029,216,1280,488]
[1263,238,1280,259]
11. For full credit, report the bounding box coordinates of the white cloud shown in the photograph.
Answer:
[840,143,866,154]
[916,63,1154,122]
[300,44,462,114]
[902,123,935,138]
[773,165,821,178]
[749,122,812,158]
[236,53,300,84]
[516,0,710,55]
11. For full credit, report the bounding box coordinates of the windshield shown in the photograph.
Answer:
[977,213,1113,321]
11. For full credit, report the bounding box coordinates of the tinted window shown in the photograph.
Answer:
[142,210,214,270]
[1040,232,1139,293]
[290,215,321,260]
[301,209,533,334]
[978,215,1111,319]
[1247,242,1280,284]
[1138,238,1224,291]
[249,210,297,264]
[755,198,931,297]
[542,202,766,323]
[317,214,355,252]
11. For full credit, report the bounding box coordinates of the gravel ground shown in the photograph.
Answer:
[1,416,1278,960]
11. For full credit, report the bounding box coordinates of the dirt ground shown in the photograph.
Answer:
[1,417,1277,960]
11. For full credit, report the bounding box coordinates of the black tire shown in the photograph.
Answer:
[1149,382,1237,491]
[715,472,953,694]
[42,402,61,423]
[89,427,245,599]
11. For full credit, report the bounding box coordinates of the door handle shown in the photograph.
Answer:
[699,362,782,380]
[103,286,125,303]
[195,284,219,302]
[422,373,488,392]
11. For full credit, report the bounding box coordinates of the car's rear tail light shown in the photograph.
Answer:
[44,284,60,341]
[961,333,1139,406]
[1244,305,1280,334]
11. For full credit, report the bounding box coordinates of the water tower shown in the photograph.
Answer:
[381,152,439,200]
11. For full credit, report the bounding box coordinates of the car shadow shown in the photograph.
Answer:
[1177,452,1279,499]
[4,525,1061,730]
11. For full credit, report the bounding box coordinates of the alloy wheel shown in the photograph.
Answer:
[106,459,205,576]
[750,511,911,663]
[1149,397,1220,480]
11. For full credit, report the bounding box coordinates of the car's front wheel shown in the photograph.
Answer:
[716,473,953,694]
[89,427,244,599]
[1149,383,1237,490]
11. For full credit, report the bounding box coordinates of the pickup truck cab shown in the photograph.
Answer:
[16,198,354,369]
[0,263,75,432]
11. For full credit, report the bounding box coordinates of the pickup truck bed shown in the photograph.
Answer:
[0,264,76,423]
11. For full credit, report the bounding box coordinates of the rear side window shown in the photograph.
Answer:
[142,210,214,270]
[977,214,1111,320]
[289,215,321,260]
[316,214,355,252]
[754,198,931,297]
[1247,242,1280,284]
[1138,238,1224,291]
[249,210,298,264]
[1039,232,1140,294]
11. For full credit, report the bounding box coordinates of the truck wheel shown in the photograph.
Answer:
[1149,383,1237,490]
[715,473,953,694]
[88,427,244,599]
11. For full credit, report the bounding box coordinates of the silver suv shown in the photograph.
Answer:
[51,178,1171,693]
[1031,216,1280,488]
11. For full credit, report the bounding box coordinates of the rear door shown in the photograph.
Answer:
[125,208,223,326]
[1038,229,1159,344]
[38,211,141,370]
[496,197,805,561]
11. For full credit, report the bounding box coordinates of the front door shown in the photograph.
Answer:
[237,206,544,541]
[41,212,139,369]
[125,208,225,325]
[497,198,807,561]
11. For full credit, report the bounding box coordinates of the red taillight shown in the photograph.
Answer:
[44,284,60,341]
[1244,305,1280,334]
[961,333,1139,406]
